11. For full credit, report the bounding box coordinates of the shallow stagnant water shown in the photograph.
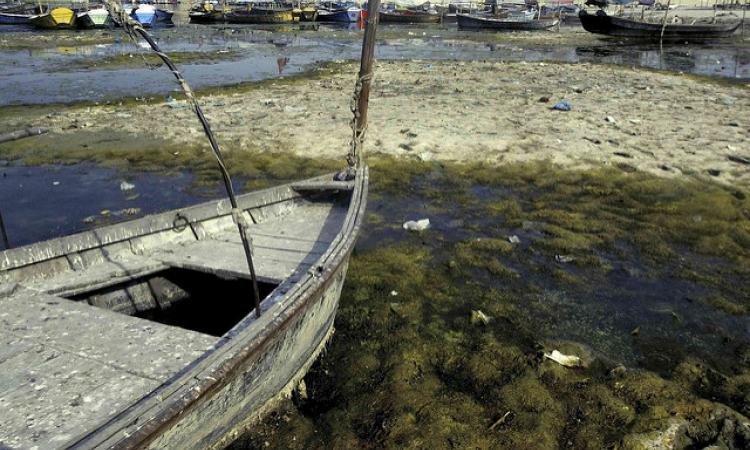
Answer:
[1,159,748,448]
[0,9,748,105]
[0,161,239,247]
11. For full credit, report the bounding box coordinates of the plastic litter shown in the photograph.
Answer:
[403,218,430,231]
[552,100,572,111]
[544,350,582,368]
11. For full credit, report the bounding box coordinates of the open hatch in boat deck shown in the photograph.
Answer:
[0,178,354,449]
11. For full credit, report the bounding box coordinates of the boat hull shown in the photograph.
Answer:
[0,12,32,25]
[131,8,157,27]
[76,10,111,29]
[189,10,225,23]
[379,10,441,24]
[579,10,741,39]
[456,13,558,30]
[318,8,363,22]
[226,8,295,24]
[29,7,76,29]
[46,169,369,449]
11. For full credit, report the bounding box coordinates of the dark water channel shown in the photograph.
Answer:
[1,18,748,105]
[0,161,235,247]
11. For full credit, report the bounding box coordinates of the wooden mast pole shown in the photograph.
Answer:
[348,0,381,168]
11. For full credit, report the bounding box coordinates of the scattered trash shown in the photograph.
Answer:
[552,100,572,111]
[544,350,582,368]
[125,194,140,201]
[728,155,750,165]
[403,218,430,231]
[605,116,616,123]
[720,97,736,106]
[471,309,491,326]
[52,181,60,186]
[555,255,575,263]
[122,208,141,216]
[390,290,398,297]
[82,216,96,224]
[100,210,111,216]
[508,235,521,244]
[489,411,514,430]
[631,326,640,336]
[119,181,135,191]
[165,96,186,109]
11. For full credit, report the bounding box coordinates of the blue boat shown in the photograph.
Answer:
[131,4,157,27]
[0,12,33,25]
[317,5,363,23]
[155,7,173,22]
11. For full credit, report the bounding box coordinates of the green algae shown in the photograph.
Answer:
[58,50,243,71]
[2,133,749,448]
[225,158,749,450]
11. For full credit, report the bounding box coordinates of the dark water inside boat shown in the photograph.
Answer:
[0,17,748,105]
[0,161,243,248]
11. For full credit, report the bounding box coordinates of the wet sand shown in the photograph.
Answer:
[3,60,748,188]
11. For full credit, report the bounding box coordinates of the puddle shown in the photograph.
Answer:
[0,161,237,248]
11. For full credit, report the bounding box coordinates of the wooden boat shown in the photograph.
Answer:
[0,170,368,448]
[29,7,76,29]
[226,7,295,24]
[189,1,229,23]
[76,7,112,29]
[579,10,741,40]
[379,9,442,23]
[0,12,34,25]
[317,7,364,22]
[456,13,558,30]
[293,6,318,21]
[131,4,157,26]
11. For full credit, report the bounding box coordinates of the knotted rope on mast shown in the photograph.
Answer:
[348,72,373,169]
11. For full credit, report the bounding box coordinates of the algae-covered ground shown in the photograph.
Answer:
[215,156,750,450]
[1,21,749,448]
[3,126,748,447]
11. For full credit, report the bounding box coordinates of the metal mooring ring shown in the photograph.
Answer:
[173,213,189,233]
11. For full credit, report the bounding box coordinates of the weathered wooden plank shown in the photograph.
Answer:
[25,256,166,297]
[0,346,158,450]
[150,240,314,285]
[0,287,217,381]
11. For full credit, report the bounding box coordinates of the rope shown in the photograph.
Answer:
[100,0,264,318]
[347,72,373,168]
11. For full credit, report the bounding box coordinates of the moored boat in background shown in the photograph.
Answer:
[379,9,441,23]
[456,12,558,30]
[226,6,295,23]
[579,10,742,40]
[29,7,76,29]
[76,6,112,29]
[130,4,158,26]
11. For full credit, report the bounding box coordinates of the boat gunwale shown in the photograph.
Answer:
[67,166,368,449]
[0,176,336,272]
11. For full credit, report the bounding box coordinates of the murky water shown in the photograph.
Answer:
[0,7,748,105]
[0,161,236,247]
[1,8,749,448]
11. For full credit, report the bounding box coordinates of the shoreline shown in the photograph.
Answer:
[1,59,748,189]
